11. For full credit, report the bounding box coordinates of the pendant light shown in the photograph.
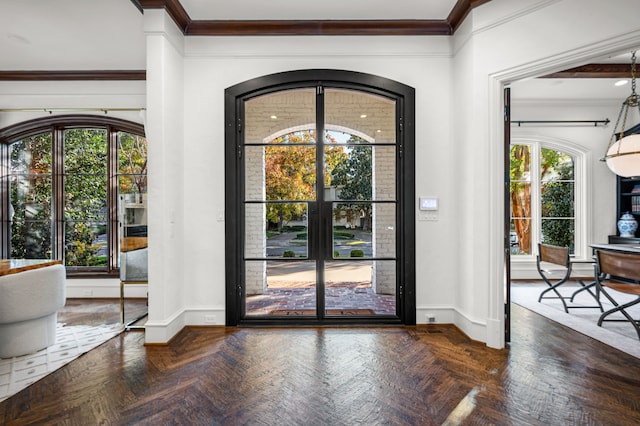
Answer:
[603,51,640,177]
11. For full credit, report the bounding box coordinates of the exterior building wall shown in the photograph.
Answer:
[372,146,396,294]
[244,144,267,295]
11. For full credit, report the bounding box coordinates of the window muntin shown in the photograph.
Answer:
[2,118,145,275]
[510,143,577,255]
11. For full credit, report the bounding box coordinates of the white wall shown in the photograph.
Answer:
[4,0,640,348]
[179,35,458,330]
[143,10,187,343]
[0,81,145,129]
[451,0,640,347]
[138,0,640,347]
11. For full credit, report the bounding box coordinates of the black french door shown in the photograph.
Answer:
[225,70,415,325]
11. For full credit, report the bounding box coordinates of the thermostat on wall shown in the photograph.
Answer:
[419,197,438,211]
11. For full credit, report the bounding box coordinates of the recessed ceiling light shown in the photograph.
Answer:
[360,114,367,118]
[376,129,382,133]
[270,115,277,119]
[615,80,629,87]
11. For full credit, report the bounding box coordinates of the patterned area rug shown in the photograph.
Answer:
[0,323,123,402]
[511,283,640,359]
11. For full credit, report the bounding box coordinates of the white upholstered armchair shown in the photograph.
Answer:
[0,263,66,358]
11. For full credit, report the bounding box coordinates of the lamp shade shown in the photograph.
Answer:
[606,134,640,177]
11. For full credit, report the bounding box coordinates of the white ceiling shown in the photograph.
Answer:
[0,0,637,103]
[0,0,146,70]
[180,0,459,20]
[511,75,634,103]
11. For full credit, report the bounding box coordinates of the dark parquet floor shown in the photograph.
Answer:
[2,301,640,425]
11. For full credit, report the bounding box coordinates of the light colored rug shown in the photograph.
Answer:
[0,323,123,402]
[511,282,640,359]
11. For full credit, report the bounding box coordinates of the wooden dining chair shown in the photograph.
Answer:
[595,249,640,340]
[537,243,603,313]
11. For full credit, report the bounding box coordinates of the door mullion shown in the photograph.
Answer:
[316,83,326,320]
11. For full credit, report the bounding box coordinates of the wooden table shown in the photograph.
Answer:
[590,243,640,254]
[0,259,62,276]
[120,237,148,252]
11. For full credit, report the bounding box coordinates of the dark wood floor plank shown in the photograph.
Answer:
[2,303,640,425]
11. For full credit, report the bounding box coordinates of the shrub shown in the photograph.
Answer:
[350,249,364,257]
[283,250,296,258]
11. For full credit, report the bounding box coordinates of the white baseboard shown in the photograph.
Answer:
[144,307,226,344]
[417,305,494,347]
[416,305,456,324]
[65,279,148,298]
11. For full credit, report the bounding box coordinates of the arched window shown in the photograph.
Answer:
[510,137,587,258]
[0,115,146,275]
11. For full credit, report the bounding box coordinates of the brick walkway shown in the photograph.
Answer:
[245,261,397,316]
[246,283,396,316]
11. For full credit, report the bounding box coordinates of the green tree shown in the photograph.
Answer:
[118,132,147,194]
[264,131,346,230]
[510,145,532,254]
[540,150,574,251]
[331,136,372,230]
[510,145,574,254]
[63,129,108,266]
[10,133,53,259]
[265,131,315,230]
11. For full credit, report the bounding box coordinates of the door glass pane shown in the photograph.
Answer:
[324,89,396,143]
[325,145,396,202]
[244,88,316,144]
[8,133,53,259]
[324,88,397,317]
[331,202,395,259]
[245,202,309,259]
[266,145,316,201]
[324,260,396,316]
[244,87,317,319]
[245,260,316,316]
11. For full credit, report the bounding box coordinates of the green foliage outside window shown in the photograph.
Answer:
[9,133,53,259]
[540,149,575,252]
[331,136,373,231]
[8,126,147,270]
[118,132,148,194]
[63,128,108,266]
[509,144,575,255]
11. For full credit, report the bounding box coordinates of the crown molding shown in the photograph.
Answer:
[132,0,491,36]
[541,64,633,78]
[0,71,146,81]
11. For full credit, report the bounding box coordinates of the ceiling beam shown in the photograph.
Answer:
[448,0,493,32]
[133,0,190,32]
[186,20,451,36]
[541,64,632,79]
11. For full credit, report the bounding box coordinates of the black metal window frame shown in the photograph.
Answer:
[0,115,145,277]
